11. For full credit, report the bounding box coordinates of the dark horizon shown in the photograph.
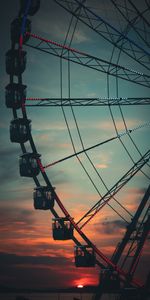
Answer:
[0,284,98,296]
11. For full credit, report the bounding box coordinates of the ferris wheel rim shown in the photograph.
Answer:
[6,0,150,290]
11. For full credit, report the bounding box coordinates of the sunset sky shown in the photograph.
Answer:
[0,0,150,289]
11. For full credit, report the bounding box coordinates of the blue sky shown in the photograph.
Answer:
[0,0,150,289]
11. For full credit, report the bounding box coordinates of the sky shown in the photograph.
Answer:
[0,0,150,290]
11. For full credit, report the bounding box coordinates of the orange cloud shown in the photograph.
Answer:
[97,119,140,132]
[96,163,108,169]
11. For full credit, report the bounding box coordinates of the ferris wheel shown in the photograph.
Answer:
[5,0,150,299]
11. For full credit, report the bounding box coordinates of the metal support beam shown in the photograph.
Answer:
[77,149,150,229]
[128,208,150,278]
[111,185,150,265]
[26,32,150,88]
[25,97,150,106]
[54,0,150,71]
[110,0,150,49]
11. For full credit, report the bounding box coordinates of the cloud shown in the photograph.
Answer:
[0,252,98,288]
[97,119,140,132]
[0,121,8,129]
[122,187,149,213]
[72,29,90,44]
[0,141,71,191]
[0,206,36,237]
[0,252,72,288]
[128,187,147,197]
[33,1,90,45]
[102,219,126,234]
[0,145,21,185]
[96,163,108,169]
[0,252,70,267]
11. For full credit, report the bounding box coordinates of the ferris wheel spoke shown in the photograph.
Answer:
[25,96,150,106]
[111,185,150,265]
[54,0,150,71]
[128,0,150,28]
[77,149,150,229]
[26,32,150,88]
[41,121,149,175]
[110,0,150,49]
[118,204,150,280]
[127,208,150,277]
[108,101,150,180]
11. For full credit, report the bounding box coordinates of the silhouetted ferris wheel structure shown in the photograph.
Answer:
[5,0,150,299]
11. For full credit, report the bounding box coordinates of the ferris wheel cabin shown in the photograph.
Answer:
[6,49,27,76]
[19,153,41,177]
[74,245,96,267]
[20,0,40,16]
[52,217,74,240]
[5,83,26,109]
[10,118,31,143]
[33,186,55,210]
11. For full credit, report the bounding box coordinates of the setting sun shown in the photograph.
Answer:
[77,284,84,288]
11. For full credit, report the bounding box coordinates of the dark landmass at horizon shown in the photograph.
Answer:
[0,285,97,293]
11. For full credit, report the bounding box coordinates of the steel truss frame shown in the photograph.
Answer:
[6,0,150,293]
[25,97,150,106]
[25,32,150,88]
[54,0,150,71]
